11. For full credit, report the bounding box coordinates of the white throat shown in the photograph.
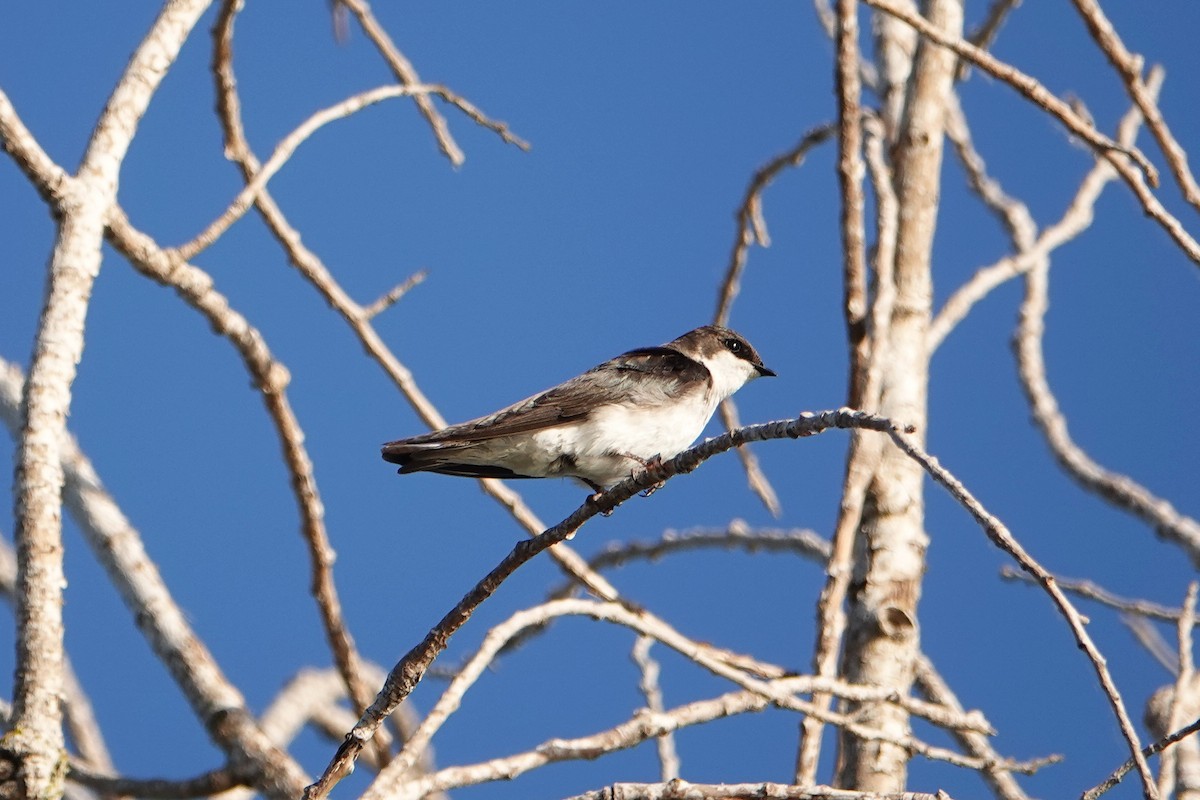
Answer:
[696,348,761,403]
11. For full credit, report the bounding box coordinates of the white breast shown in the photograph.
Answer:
[529,391,718,487]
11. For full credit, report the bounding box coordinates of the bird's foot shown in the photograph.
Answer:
[623,453,666,497]
[640,481,666,498]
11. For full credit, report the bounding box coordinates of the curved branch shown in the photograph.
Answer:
[1013,252,1200,565]
[2,3,213,796]
[365,597,997,800]
[210,0,619,609]
[712,123,835,516]
[305,409,903,800]
[1068,0,1200,213]
[863,0,1200,268]
[176,83,527,261]
[67,765,243,800]
[714,123,836,326]
[335,0,465,165]
[882,425,1159,798]
[0,358,308,800]
[929,67,1164,352]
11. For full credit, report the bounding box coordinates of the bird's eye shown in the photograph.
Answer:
[723,338,743,354]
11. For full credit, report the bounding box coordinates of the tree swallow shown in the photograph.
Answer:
[381,325,775,493]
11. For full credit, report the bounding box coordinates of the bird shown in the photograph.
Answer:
[381,325,775,494]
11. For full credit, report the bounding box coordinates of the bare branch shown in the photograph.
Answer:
[957,0,1023,80]
[929,66,1164,352]
[870,0,919,138]
[1013,225,1200,565]
[565,781,952,800]
[0,526,114,776]
[306,410,907,800]
[335,0,464,165]
[863,0,1155,182]
[835,0,870,407]
[798,114,898,783]
[67,765,244,800]
[1084,717,1200,800]
[587,521,831,574]
[862,0,1200,267]
[717,399,782,517]
[944,92,1036,251]
[371,598,1002,800]
[882,425,1158,799]
[176,82,527,261]
[210,3,619,606]
[999,565,1181,622]
[333,0,463,165]
[707,124,839,519]
[0,357,309,800]
[0,88,69,205]
[1068,0,1200,212]
[834,0,961,787]
[914,655,1036,800]
[363,269,428,320]
[714,123,837,326]
[2,3,213,796]
[1123,616,1179,676]
[631,637,681,781]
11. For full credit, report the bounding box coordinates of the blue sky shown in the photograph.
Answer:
[2,3,1199,799]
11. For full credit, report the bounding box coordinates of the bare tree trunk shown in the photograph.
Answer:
[1,4,213,798]
[835,0,962,790]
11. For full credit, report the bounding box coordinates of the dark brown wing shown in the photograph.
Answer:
[381,346,711,463]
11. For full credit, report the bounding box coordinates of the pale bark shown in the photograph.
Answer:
[3,3,213,798]
[835,0,962,790]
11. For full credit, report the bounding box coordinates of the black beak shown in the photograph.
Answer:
[755,364,776,377]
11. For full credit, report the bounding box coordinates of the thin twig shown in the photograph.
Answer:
[957,0,1023,80]
[1068,0,1200,212]
[0,357,310,800]
[305,410,905,800]
[1158,583,1198,798]
[336,0,465,165]
[944,91,1036,251]
[999,565,1181,621]
[565,781,951,800]
[176,82,526,261]
[511,521,828,664]
[835,0,869,407]
[1123,616,1178,675]
[588,521,831,573]
[863,0,1200,267]
[1083,717,1200,800]
[68,765,245,800]
[798,1,871,780]
[929,67,1165,352]
[717,399,782,516]
[363,269,428,320]
[714,123,837,326]
[883,426,1159,799]
[632,637,681,781]
[210,2,619,606]
[915,655,1036,800]
[258,665,445,794]
[1013,216,1200,566]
